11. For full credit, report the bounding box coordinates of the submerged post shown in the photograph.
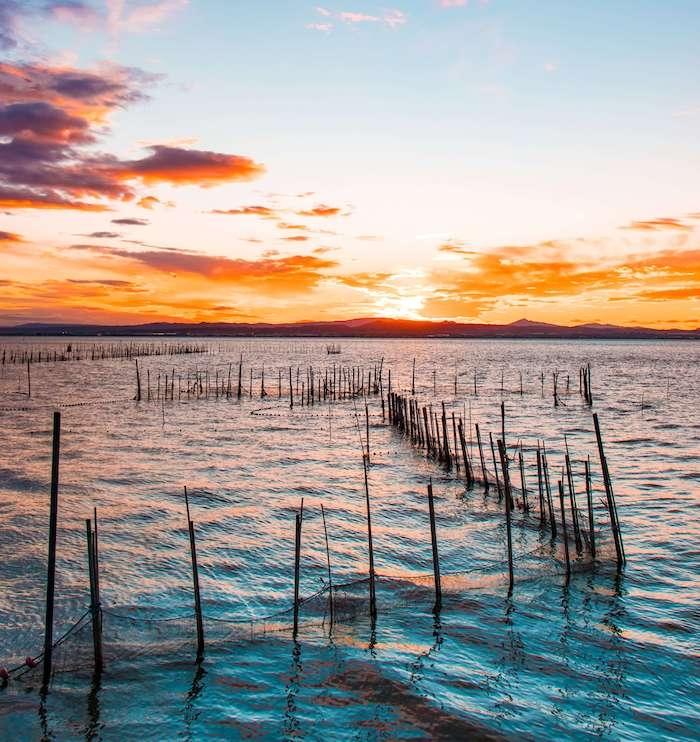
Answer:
[293,510,302,637]
[558,480,571,579]
[184,487,204,661]
[593,413,624,567]
[320,504,334,626]
[497,440,514,593]
[42,411,61,688]
[475,423,488,491]
[585,456,596,557]
[85,518,103,671]
[134,359,142,401]
[362,457,377,620]
[426,481,442,613]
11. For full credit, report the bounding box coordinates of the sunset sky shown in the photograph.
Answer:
[1,0,698,327]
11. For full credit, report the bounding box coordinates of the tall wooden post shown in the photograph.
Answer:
[427,481,441,613]
[497,440,514,592]
[85,519,103,671]
[320,504,334,626]
[558,480,571,578]
[184,487,204,661]
[363,457,377,619]
[134,359,141,401]
[593,413,624,566]
[475,423,488,491]
[585,457,596,557]
[293,511,302,637]
[42,411,61,688]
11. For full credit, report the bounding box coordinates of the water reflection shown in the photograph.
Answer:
[0,337,697,739]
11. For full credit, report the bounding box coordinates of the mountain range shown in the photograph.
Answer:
[0,318,697,339]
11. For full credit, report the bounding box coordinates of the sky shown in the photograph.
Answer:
[0,0,698,328]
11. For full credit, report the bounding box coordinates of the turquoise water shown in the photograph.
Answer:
[0,338,698,740]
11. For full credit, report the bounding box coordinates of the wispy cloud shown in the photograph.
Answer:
[307,5,406,32]
[621,217,692,232]
[111,217,149,225]
[106,0,188,34]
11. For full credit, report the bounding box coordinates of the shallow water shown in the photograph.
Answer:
[0,338,698,740]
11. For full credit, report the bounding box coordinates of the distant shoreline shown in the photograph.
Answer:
[0,317,697,341]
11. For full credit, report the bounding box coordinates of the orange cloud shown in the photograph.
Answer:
[0,62,264,210]
[622,217,691,231]
[66,243,338,293]
[424,239,700,321]
[277,222,308,230]
[336,272,392,289]
[114,146,265,187]
[0,187,111,210]
[297,204,342,217]
[138,195,172,209]
[210,205,277,218]
[0,230,23,243]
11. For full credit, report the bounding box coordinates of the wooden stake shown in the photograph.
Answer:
[497,440,514,592]
[320,504,334,626]
[558,480,571,579]
[427,481,442,613]
[519,446,528,511]
[184,487,204,661]
[489,432,502,498]
[585,456,596,558]
[475,423,488,491]
[536,445,545,524]
[362,457,377,619]
[42,411,61,688]
[134,359,141,401]
[85,519,103,671]
[293,511,302,637]
[593,413,624,566]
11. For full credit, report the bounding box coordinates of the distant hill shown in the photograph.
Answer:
[1,317,698,339]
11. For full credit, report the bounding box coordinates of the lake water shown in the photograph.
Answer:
[0,337,698,740]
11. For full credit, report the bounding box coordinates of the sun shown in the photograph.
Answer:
[373,293,425,321]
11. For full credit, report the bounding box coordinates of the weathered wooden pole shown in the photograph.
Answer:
[237,354,243,399]
[134,359,141,401]
[293,509,302,637]
[184,487,204,661]
[365,403,370,462]
[423,406,432,457]
[536,446,545,524]
[27,359,31,398]
[441,402,451,468]
[558,480,571,579]
[42,411,61,688]
[85,518,103,671]
[518,445,528,511]
[457,419,474,487]
[475,423,488,490]
[500,401,506,449]
[593,413,624,566]
[489,432,503,498]
[565,453,583,552]
[362,457,377,619]
[585,456,596,557]
[497,440,514,592]
[426,481,442,613]
[320,504,334,626]
[541,445,557,538]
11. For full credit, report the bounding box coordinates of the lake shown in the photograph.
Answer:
[0,337,698,740]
